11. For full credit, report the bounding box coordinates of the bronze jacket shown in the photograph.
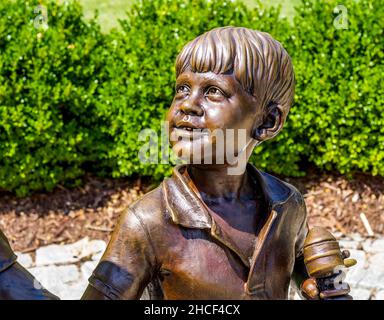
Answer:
[84,164,309,300]
[0,230,59,300]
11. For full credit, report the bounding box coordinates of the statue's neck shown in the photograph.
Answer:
[186,165,253,201]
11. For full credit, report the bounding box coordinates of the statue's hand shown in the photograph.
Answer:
[300,277,352,300]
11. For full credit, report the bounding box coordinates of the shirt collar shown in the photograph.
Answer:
[162,163,293,230]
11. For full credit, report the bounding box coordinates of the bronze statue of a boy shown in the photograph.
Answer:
[82,27,351,300]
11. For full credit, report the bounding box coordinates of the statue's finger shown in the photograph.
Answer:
[301,278,320,300]
[319,287,351,299]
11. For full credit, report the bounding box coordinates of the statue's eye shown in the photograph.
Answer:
[206,87,224,97]
[176,85,189,94]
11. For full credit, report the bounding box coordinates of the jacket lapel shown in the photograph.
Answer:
[162,166,211,229]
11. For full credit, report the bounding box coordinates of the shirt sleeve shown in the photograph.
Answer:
[83,208,158,300]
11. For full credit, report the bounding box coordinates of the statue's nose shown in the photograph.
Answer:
[179,96,204,116]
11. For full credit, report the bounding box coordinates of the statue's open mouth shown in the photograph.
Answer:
[172,124,208,140]
[174,125,203,132]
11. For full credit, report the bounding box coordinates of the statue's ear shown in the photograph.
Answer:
[252,103,284,141]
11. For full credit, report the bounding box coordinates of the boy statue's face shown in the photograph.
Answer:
[166,70,264,166]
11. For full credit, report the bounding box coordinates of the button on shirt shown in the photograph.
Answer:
[86,164,309,300]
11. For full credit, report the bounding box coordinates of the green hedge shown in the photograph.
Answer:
[0,0,111,196]
[0,0,383,196]
[286,0,384,176]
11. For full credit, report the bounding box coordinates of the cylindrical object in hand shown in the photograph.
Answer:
[303,226,357,299]
[303,227,345,278]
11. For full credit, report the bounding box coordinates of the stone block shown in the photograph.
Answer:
[359,253,384,289]
[28,265,80,298]
[16,252,33,268]
[375,290,384,300]
[35,238,106,266]
[350,287,372,300]
[338,240,360,251]
[80,260,98,281]
[363,239,384,254]
[344,249,368,287]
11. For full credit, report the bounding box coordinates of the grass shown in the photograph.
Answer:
[78,0,301,32]
[244,0,301,19]
[79,0,131,31]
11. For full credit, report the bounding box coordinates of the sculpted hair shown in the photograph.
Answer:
[175,26,295,118]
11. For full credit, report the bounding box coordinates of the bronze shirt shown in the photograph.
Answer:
[83,164,309,300]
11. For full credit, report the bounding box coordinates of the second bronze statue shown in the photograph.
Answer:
[0,229,59,300]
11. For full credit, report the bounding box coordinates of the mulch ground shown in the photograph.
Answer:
[0,170,383,252]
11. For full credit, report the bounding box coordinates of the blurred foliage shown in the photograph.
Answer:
[284,0,384,176]
[0,0,383,196]
[0,0,109,196]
